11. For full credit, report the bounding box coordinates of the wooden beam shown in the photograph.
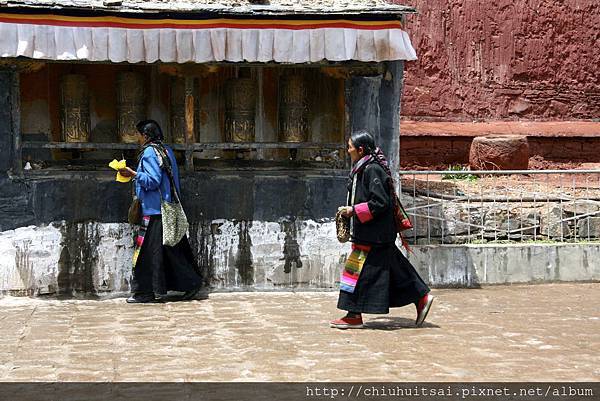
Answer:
[21,142,140,150]
[21,141,344,151]
[11,70,22,176]
[343,77,352,170]
[189,142,344,151]
[184,76,195,172]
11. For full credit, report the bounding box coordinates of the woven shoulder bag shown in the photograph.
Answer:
[152,145,189,247]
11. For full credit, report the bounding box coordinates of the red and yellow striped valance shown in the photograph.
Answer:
[0,13,403,30]
[0,12,416,63]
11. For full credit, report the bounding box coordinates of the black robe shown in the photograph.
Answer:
[131,216,202,296]
[338,160,429,314]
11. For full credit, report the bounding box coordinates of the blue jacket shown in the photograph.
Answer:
[134,145,181,216]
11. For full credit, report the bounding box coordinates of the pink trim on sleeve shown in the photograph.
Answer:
[354,202,373,223]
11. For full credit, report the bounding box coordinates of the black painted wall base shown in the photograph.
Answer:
[0,172,348,232]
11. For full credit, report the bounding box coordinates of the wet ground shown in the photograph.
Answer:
[0,283,598,381]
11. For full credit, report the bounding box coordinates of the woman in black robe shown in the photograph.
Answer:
[330,131,434,328]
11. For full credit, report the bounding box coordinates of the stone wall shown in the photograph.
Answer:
[401,195,600,244]
[396,0,600,120]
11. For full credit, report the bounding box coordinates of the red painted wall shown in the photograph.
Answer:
[396,0,600,121]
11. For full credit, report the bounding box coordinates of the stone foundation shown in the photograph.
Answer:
[0,220,344,296]
[1,219,598,295]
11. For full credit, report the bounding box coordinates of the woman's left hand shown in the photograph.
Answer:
[118,167,137,177]
[339,206,354,217]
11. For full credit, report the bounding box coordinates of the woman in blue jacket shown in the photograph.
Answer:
[119,120,202,303]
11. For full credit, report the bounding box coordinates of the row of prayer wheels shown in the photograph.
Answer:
[60,73,310,143]
[223,75,309,143]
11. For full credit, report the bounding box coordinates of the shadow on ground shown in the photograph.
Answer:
[364,316,440,330]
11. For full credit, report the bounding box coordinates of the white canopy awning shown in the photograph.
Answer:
[0,13,417,63]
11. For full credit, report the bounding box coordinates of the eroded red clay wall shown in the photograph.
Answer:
[396,0,600,120]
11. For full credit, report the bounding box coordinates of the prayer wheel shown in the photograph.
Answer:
[117,72,146,143]
[279,75,309,143]
[60,74,90,143]
[224,78,256,142]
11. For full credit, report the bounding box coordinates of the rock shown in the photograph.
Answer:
[482,209,525,240]
[486,210,539,240]
[508,98,532,115]
[577,217,600,239]
[469,135,529,170]
[562,200,600,216]
[401,198,444,239]
[443,204,484,237]
[540,207,572,239]
[550,100,570,116]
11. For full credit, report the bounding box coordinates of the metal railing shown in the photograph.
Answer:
[398,169,600,245]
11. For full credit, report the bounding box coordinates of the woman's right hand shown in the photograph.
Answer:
[338,206,354,218]
[118,167,137,178]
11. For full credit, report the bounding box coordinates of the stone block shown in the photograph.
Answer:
[469,135,529,170]
[442,204,482,237]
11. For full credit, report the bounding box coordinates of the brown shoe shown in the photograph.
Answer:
[330,315,364,329]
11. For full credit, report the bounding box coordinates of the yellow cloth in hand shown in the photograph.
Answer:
[108,159,132,183]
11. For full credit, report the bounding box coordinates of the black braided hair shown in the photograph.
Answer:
[136,119,166,163]
[350,130,375,155]
[350,131,396,198]
[136,119,164,142]
[371,148,392,178]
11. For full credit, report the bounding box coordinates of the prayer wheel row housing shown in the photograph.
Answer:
[59,73,311,143]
